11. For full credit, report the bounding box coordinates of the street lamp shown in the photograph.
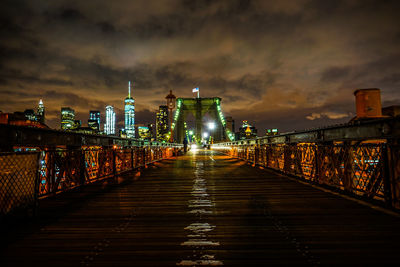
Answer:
[165,90,176,142]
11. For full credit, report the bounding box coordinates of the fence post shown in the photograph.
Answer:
[80,149,86,186]
[255,145,259,165]
[382,143,393,207]
[34,152,41,217]
[343,142,353,192]
[283,144,291,174]
[131,148,134,171]
[113,148,117,177]
[314,144,320,183]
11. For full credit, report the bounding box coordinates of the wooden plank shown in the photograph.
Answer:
[1,150,400,266]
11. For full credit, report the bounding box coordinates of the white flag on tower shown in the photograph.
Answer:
[192,87,199,92]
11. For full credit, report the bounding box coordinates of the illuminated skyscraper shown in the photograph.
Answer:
[89,110,100,132]
[105,105,115,135]
[138,126,151,140]
[156,105,169,141]
[124,81,135,138]
[37,99,45,124]
[24,109,37,121]
[238,120,257,140]
[61,107,75,130]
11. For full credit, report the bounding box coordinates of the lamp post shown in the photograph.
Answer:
[165,90,176,142]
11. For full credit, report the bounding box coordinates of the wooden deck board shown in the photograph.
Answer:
[1,149,400,266]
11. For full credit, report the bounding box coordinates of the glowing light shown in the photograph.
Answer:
[208,122,215,130]
[191,144,198,151]
[203,132,209,138]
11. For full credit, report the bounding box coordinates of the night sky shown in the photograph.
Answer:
[1,0,400,133]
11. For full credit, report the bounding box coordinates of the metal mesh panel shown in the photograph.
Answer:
[38,150,83,196]
[266,144,285,170]
[351,144,384,198]
[97,149,114,178]
[116,149,133,174]
[0,153,38,215]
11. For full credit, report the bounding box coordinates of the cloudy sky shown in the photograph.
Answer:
[1,0,399,133]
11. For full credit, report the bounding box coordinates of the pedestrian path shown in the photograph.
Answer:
[2,149,400,266]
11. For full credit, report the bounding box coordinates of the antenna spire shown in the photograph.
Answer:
[128,81,131,98]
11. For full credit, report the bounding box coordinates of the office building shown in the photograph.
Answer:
[89,110,101,132]
[105,105,115,135]
[37,99,45,124]
[61,107,75,130]
[148,123,155,141]
[156,105,169,141]
[137,126,151,140]
[24,109,37,121]
[124,81,135,138]
[265,128,279,136]
[237,120,257,140]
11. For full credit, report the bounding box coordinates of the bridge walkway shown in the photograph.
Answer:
[1,149,400,266]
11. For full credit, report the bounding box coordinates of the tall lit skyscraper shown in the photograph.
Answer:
[105,105,115,135]
[61,107,75,130]
[124,81,135,138]
[156,105,169,141]
[89,110,101,132]
[37,99,45,124]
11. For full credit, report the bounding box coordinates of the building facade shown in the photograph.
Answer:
[105,105,115,135]
[137,126,151,140]
[24,109,37,121]
[237,120,257,140]
[156,105,169,141]
[89,110,101,132]
[37,99,45,124]
[61,107,75,130]
[124,81,135,138]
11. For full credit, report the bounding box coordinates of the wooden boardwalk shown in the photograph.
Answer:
[2,149,400,266]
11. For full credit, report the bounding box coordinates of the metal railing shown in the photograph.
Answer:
[213,118,400,209]
[1,145,181,217]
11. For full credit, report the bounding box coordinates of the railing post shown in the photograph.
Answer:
[382,143,393,207]
[343,142,353,192]
[255,145,259,165]
[131,148,134,171]
[383,139,400,209]
[80,149,86,186]
[34,152,41,217]
[113,148,117,177]
[314,144,320,183]
[283,144,291,174]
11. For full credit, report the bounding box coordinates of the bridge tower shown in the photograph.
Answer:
[171,97,235,143]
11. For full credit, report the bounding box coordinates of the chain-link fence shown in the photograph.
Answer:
[0,152,39,216]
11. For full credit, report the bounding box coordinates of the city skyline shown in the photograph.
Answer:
[1,0,400,133]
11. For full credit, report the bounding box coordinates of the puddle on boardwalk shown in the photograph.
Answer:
[178,159,223,266]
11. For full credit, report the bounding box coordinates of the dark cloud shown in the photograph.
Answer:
[320,66,351,83]
[1,0,400,133]
[59,8,86,21]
